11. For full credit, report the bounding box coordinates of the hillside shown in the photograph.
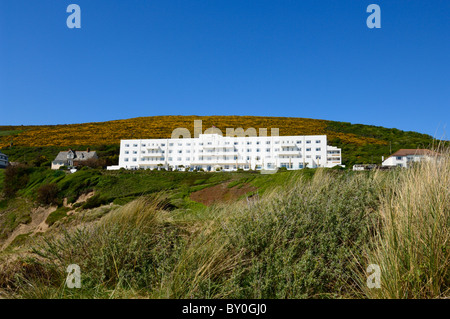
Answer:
[0,151,448,299]
[0,115,438,167]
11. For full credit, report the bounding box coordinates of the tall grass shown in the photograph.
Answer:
[2,156,447,299]
[359,148,449,298]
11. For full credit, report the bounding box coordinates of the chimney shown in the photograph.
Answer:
[382,156,384,162]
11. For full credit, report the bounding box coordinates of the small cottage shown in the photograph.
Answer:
[51,148,98,170]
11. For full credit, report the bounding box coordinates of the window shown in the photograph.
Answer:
[256,149,260,152]
[396,156,403,160]
[296,140,301,144]
[133,151,137,154]
[169,143,174,146]
[133,144,138,147]
[266,141,270,144]
[316,155,321,160]
[125,144,129,147]
[316,140,321,143]
[161,143,165,146]
[125,151,129,154]
[316,148,321,151]
[142,144,146,147]
[132,158,137,162]
[266,148,270,152]
[306,140,311,144]
[306,148,311,152]
[124,158,129,162]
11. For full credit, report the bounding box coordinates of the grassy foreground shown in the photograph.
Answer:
[0,150,448,299]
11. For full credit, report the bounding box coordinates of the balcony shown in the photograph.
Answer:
[143,153,163,157]
[278,150,300,156]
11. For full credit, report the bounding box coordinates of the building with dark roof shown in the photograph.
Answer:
[382,149,439,168]
[51,149,98,170]
[0,151,9,169]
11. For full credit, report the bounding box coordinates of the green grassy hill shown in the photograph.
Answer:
[0,115,443,167]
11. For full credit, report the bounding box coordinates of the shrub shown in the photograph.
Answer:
[36,183,59,206]
[221,169,383,298]
[46,207,70,226]
[82,194,108,209]
[3,164,30,198]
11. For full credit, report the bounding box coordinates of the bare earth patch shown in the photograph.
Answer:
[190,182,256,206]
[1,205,57,250]
[63,191,95,208]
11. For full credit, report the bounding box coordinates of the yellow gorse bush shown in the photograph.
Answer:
[0,116,386,148]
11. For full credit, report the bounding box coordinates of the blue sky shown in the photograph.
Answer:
[1,1,449,139]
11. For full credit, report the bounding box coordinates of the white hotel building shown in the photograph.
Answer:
[110,134,342,171]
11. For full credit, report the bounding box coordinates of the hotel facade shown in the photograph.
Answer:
[110,134,342,171]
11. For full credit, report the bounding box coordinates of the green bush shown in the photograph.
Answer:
[46,207,70,226]
[36,183,59,206]
[2,164,30,198]
[82,194,108,209]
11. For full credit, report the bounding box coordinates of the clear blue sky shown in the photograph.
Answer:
[1,1,449,139]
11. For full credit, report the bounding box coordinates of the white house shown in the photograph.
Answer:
[108,133,342,171]
[381,149,439,168]
[0,151,9,169]
[51,149,98,170]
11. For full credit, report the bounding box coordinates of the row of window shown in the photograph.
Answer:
[124,147,322,154]
[123,155,327,162]
[124,139,323,148]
